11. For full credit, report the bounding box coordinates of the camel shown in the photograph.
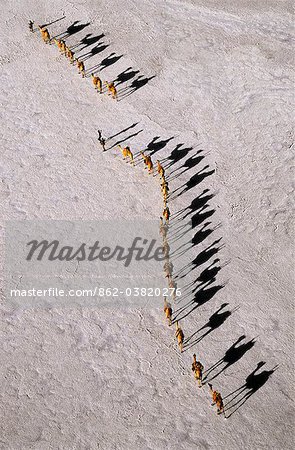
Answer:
[157,160,165,178]
[159,217,169,239]
[91,74,102,93]
[163,240,170,258]
[192,354,204,387]
[118,145,134,165]
[38,26,51,44]
[105,81,117,100]
[66,48,75,64]
[75,59,85,77]
[163,206,170,222]
[140,151,153,173]
[164,297,172,326]
[175,321,184,352]
[208,383,225,415]
[162,184,169,201]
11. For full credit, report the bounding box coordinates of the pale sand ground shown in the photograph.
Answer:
[0,1,294,449]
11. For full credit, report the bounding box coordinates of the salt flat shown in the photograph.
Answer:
[0,0,294,449]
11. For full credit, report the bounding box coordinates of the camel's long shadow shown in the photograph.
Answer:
[79,43,110,62]
[167,151,206,181]
[223,362,278,417]
[71,33,106,51]
[173,282,225,322]
[170,203,215,235]
[162,144,194,172]
[169,213,219,249]
[86,52,124,75]
[52,20,91,41]
[172,190,215,223]
[145,136,175,157]
[203,335,257,383]
[170,189,215,229]
[114,67,141,87]
[177,259,221,296]
[183,303,238,351]
[161,141,272,418]
[130,136,176,165]
[169,166,215,201]
[179,260,224,301]
[173,238,223,269]
[118,75,156,100]
[171,213,218,261]
[191,205,215,228]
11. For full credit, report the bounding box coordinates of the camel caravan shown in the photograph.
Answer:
[30,18,230,418]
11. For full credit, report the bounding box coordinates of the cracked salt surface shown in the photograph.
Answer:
[0,0,293,449]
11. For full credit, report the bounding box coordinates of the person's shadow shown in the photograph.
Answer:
[108,129,143,150]
[224,362,278,417]
[40,16,66,29]
[107,122,139,141]
[203,335,256,383]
